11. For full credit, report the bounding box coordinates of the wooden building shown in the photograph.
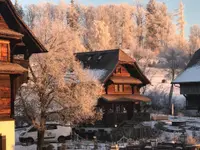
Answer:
[173,49,200,110]
[76,49,151,127]
[0,0,47,149]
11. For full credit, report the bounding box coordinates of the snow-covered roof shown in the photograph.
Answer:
[86,69,107,81]
[173,64,200,83]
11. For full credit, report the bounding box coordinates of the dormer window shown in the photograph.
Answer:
[98,55,102,60]
[88,56,92,61]
[0,41,10,62]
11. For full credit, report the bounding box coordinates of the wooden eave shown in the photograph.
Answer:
[103,62,150,85]
[101,94,151,102]
[0,28,23,39]
[0,0,47,55]
[0,62,27,74]
[110,76,142,84]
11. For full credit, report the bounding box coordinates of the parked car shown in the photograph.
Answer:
[19,122,72,145]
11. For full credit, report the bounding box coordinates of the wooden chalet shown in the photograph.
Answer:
[173,49,200,110]
[0,0,47,149]
[76,49,151,127]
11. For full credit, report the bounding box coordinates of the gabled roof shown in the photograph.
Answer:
[0,0,47,55]
[75,49,150,84]
[173,49,200,84]
[187,49,200,68]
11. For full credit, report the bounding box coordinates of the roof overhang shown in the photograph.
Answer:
[0,62,27,74]
[0,0,48,55]
[0,28,23,39]
[101,94,151,102]
[172,65,200,84]
[110,76,142,84]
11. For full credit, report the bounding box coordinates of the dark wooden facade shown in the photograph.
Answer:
[76,49,151,127]
[173,49,200,110]
[0,0,47,119]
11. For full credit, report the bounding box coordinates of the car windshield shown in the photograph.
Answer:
[26,125,34,131]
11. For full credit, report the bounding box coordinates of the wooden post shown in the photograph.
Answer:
[172,103,174,116]
[0,134,6,150]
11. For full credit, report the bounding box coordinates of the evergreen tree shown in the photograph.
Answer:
[146,0,163,51]
[14,0,24,18]
[189,25,200,57]
[176,0,186,48]
[146,1,174,52]
[67,0,79,30]
[134,0,146,47]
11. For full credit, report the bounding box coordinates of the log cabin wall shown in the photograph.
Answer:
[0,14,9,29]
[0,75,11,118]
[107,84,132,94]
[13,59,29,96]
[106,65,141,94]
[113,65,130,76]
[180,83,200,94]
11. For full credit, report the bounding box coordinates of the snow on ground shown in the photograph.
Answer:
[145,67,181,95]
[15,145,36,150]
[144,67,186,109]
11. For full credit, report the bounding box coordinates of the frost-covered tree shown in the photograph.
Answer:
[87,20,112,50]
[83,4,137,50]
[189,25,200,57]
[16,2,102,150]
[146,0,172,51]
[134,0,146,47]
[14,0,24,18]
[159,47,186,113]
[176,0,186,48]
[146,0,158,51]
[67,0,80,30]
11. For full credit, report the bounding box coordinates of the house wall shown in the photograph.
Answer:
[106,64,141,94]
[180,83,200,94]
[0,120,15,150]
[113,65,130,76]
[0,75,11,117]
[107,84,132,94]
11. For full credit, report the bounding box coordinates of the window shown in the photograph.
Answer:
[116,67,121,74]
[46,124,57,130]
[88,56,92,61]
[98,55,102,60]
[0,41,10,62]
[115,85,118,92]
[114,84,124,92]
[116,105,120,113]
[28,127,37,132]
[119,85,124,92]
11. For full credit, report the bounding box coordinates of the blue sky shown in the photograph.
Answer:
[15,0,200,38]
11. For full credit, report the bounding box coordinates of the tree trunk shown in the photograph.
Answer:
[168,83,174,115]
[37,129,45,150]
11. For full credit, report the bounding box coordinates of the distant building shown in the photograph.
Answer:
[76,49,151,127]
[0,0,47,149]
[173,49,200,110]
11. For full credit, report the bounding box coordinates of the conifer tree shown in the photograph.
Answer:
[176,0,186,48]
[14,0,24,18]
[67,0,79,30]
